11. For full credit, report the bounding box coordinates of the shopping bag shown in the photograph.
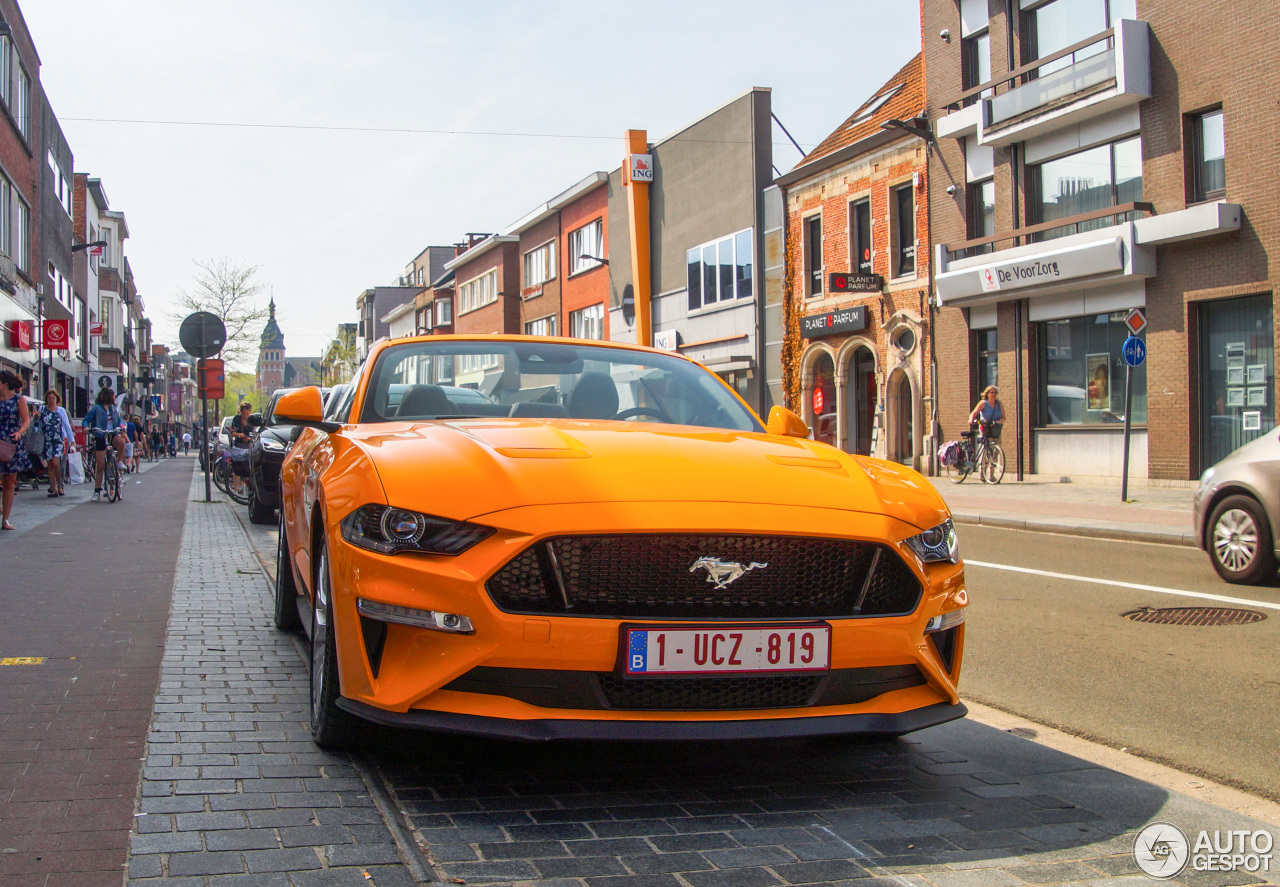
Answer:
[67,453,85,485]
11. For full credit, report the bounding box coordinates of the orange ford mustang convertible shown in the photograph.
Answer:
[273,336,968,747]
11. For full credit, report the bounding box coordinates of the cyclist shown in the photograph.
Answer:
[182,430,191,455]
[82,388,127,502]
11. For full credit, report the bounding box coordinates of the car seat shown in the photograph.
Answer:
[567,372,619,419]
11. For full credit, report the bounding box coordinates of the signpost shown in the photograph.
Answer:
[179,312,227,503]
[1120,311,1147,502]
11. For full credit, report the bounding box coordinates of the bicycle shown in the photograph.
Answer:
[943,421,1005,484]
[87,429,126,502]
[213,448,251,505]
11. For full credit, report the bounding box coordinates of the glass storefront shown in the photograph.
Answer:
[810,353,837,446]
[1038,313,1146,425]
[1200,295,1275,470]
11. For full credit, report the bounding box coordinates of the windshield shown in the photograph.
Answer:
[359,340,762,433]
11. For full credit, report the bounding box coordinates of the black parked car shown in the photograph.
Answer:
[247,387,334,523]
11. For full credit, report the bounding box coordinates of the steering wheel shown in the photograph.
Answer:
[613,406,673,423]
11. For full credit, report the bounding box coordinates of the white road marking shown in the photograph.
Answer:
[964,560,1280,612]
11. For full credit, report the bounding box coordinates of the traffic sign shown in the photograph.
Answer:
[179,311,227,359]
[1124,308,1147,336]
[1122,335,1146,368]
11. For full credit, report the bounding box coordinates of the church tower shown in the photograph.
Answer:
[257,299,286,392]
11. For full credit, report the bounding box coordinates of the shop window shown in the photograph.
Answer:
[1037,312,1145,426]
[890,184,915,278]
[1029,136,1142,240]
[804,215,823,297]
[1189,108,1225,203]
[1200,295,1274,470]
[686,228,754,311]
[849,200,872,274]
[974,328,998,394]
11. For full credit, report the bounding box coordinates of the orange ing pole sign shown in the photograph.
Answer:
[624,129,652,348]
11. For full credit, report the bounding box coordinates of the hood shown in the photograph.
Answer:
[345,419,949,532]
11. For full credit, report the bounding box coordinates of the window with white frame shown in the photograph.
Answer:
[436,298,452,325]
[15,195,28,271]
[523,240,556,288]
[47,153,71,217]
[0,175,9,258]
[525,315,557,337]
[14,61,29,142]
[568,219,604,275]
[0,36,9,109]
[570,303,605,340]
[457,269,497,314]
[686,228,753,311]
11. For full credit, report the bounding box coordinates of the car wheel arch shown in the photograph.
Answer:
[1203,484,1279,553]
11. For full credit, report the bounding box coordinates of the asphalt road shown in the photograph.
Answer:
[956,523,1280,802]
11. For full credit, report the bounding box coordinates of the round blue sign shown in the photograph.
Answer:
[1122,335,1146,368]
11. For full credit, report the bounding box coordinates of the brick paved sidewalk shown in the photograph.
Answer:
[0,457,191,887]
[125,470,419,886]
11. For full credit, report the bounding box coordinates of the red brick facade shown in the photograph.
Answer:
[559,184,610,340]
[451,240,520,336]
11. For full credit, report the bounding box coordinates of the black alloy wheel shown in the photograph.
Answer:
[309,542,358,749]
[273,512,302,631]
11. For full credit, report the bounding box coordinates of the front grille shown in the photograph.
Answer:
[485,534,922,619]
[443,665,926,712]
[598,672,822,710]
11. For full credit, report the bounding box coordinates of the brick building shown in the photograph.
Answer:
[506,171,610,341]
[776,56,935,468]
[924,0,1272,480]
[256,298,285,392]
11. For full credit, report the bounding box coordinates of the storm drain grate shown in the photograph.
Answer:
[1122,606,1266,626]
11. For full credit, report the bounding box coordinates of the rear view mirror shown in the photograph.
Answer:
[766,406,810,438]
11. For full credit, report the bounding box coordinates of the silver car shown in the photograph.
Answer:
[1193,429,1280,584]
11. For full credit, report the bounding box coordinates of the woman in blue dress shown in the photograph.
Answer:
[38,389,72,497]
[0,370,32,530]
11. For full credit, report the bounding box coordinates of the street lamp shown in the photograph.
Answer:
[70,239,108,254]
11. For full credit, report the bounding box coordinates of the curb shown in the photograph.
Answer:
[950,511,1198,547]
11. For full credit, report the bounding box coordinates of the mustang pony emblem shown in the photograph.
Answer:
[689,557,769,589]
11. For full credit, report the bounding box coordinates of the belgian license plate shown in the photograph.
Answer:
[624,625,830,675]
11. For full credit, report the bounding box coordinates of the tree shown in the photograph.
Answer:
[172,259,270,371]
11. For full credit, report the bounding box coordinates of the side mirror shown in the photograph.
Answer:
[766,406,810,438]
[247,413,263,429]
[274,386,327,425]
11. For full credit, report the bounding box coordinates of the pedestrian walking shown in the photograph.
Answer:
[37,389,72,497]
[0,370,32,530]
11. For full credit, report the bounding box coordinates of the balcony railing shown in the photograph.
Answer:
[944,202,1154,262]
[946,28,1116,114]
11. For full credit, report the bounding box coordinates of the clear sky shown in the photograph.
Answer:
[23,1,921,364]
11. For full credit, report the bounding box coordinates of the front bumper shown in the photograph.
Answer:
[325,501,967,735]
[336,697,968,741]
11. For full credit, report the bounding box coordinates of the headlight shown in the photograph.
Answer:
[904,519,959,565]
[340,505,495,556]
[261,437,286,452]
[1199,467,1215,486]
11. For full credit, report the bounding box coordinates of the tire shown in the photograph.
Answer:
[1208,494,1277,585]
[104,458,121,503]
[309,543,359,749]
[945,449,970,484]
[212,459,230,494]
[981,444,1005,484]
[248,483,274,525]
[273,512,302,630]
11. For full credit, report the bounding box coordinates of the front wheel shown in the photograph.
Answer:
[980,444,1005,484]
[309,544,359,749]
[1208,495,1277,585]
